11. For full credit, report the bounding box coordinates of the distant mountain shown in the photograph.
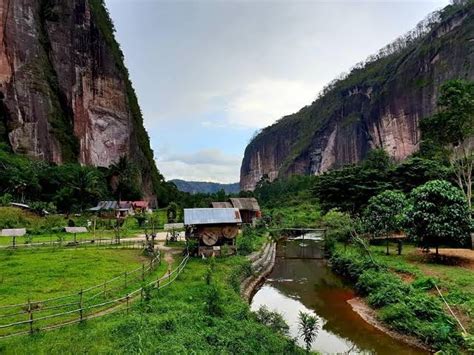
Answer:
[171,180,240,194]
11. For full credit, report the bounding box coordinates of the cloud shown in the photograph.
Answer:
[157,149,241,183]
[225,78,319,129]
[160,149,240,166]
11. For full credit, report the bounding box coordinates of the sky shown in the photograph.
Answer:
[105,0,450,183]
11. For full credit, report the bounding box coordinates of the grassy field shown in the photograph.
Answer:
[0,248,150,305]
[0,232,304,354]
[370,243,474,334]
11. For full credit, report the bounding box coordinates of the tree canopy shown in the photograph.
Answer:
[409,180,471,254]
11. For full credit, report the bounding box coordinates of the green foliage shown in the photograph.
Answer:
[313,152,456,215]
[0,193,12,206]
[297,311,319,352]
[421,80,474,149]
[390,157,452,193]
[409,180,471,251]
[330,247,462,350]
[108,156,142,200]
[254,175,317,208]
[321,209,355,242]
[313,149,393,213]
[363,190,409,237]
[236,226,267,255]
[255,306,289,336]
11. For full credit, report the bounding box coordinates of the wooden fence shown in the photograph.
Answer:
[0,237,146,251]
[0,253,189,338]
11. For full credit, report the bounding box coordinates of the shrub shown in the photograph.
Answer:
[254,306,289,336]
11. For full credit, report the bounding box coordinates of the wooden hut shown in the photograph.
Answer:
[184,208,241,256]
[229,198,261,224]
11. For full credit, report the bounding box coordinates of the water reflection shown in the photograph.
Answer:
[251,241,427,355]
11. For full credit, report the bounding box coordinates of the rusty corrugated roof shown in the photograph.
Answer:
[184,208,241,225]
[211,202,233,208]
[229,198,260,211]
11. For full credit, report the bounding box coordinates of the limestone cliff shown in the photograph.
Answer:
[240,2,474,191]
[0,0,162,200]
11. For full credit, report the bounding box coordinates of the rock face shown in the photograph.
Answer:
[0,0,161,200]
[241,3,474,191]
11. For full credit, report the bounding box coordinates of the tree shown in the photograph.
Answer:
[363,190,409,254]
[409,180,471,256]
[420,80,474,208]
[390,157,452,193]
[313,153,392,214]
[109,156,142,201]
[298,311,319,352]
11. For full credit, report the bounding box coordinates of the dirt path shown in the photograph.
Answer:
[413,248,474,270]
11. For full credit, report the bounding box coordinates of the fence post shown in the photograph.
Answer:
[168,269,171,282]
[124,272,128,288]
[126,294,130,314]
[79,288,83,322]
[142,264,145,281]
[28,298,33,334]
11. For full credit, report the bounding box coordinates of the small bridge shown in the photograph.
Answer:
[271,228,327,259]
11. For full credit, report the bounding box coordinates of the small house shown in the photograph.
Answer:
[229,198,261,224]
[184,208,241,256]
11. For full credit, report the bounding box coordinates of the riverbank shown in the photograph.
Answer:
[329,243,472,353]
[347,297,430,351]
[241,241,276,301]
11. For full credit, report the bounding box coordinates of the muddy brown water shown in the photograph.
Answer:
[251,240,428,354]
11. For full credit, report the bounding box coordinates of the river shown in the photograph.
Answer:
[250,239,428,354]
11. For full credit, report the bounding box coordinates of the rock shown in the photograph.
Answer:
[240,3,474,191]
[0,0,160,201]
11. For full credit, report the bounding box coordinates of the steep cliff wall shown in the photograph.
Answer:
[241,2,474,191]
[0,0,162,200]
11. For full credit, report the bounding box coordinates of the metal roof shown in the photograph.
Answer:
[1,228,26,237]
[211,202,233,208]
[229,198,260,211]
[89,201,119,211]
[184,208,242,225]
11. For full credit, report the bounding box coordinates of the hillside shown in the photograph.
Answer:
[0,0,164,201]
[240,1,474,191]
[171,179,240,194]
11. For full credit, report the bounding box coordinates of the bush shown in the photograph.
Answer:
[237,226,258,255]
[321,209,354,243]
[254,306,289,336]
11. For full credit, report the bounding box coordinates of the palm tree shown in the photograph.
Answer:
[298,311,319,352]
